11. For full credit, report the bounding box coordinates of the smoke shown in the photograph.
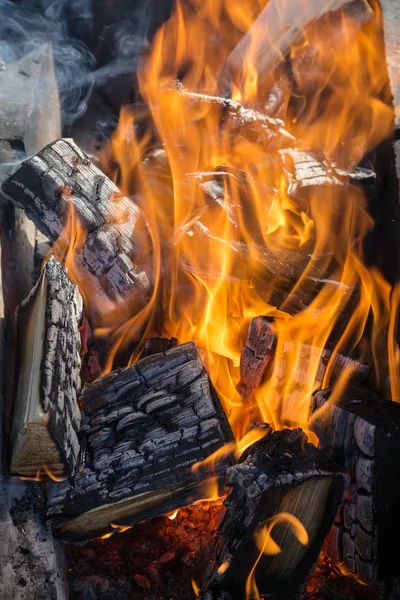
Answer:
[0,0,172,126]
[0,0,96,124]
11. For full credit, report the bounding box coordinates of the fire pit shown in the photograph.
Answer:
[0,1,400,599]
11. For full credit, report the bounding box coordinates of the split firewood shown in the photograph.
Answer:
[280,149,376,203]
[10,257,83,477]
[161,81,295,149]
[223,0,372,91]
[310,385,400,582]
[0,44,61,155]
[237,317,276,402]
[1,139,151,315]
[46,342,234,541]
[203,427,349,600]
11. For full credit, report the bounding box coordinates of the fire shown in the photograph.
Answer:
[50,0,398,448]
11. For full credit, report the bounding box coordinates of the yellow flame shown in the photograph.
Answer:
[49,0,399,461]
[167,509,179,521]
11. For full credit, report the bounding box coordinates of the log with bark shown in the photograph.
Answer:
[222,0,373,92]
[202,427,349,600]
[310,385,400,582]
[1,139,152,319]
[9,257,83,478]
[46,342,234,541]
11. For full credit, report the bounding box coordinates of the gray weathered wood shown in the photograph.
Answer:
[203,428,349,600]
[280,149,376,200]
[46,342,234,541]
[1,139,152,314]
[0,44,61,155]
[310,385,400,582]
[10,257,83,477]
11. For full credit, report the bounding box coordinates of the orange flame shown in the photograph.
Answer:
[51,0,399,451]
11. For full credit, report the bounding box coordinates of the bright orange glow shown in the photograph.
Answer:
[47,0,399,455]
[191,579,200,597]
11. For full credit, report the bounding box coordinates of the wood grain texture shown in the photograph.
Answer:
[46,342,234,541]
[1,139,151,310]
[10,257,83,476]
[203,428,349,600]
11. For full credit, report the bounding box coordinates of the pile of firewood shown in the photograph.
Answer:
[0,0,399,598]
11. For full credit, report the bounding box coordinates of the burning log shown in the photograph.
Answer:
[223,0,373,90]
[10,257,83,477]
[139,336,178,358]
[1,139,151,312]
[161,81,295,148]
[237,317,276,402]
[237,316,369,402]
[280,149,376,203]
[46,342,234,541]
[203,428,349,600]
[310,385,400,582]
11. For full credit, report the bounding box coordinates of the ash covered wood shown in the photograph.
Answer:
[46,342,234,541]
[10,257,83,477]
[310,385,400,582]
[203,428,349,600]
[1,139,151,311]
[280,149,376,201]
[161,81,295,148]
[237,317,276,402]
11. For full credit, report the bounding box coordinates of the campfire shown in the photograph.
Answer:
[0,0,400,599]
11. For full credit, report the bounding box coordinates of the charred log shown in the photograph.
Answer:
[237,317,276,402]
[310,385,400,582]
[203,428,349,600]
[139,337,178,358]
[1,139,151,315]
[46,342,234,541]
[10,257,83,477]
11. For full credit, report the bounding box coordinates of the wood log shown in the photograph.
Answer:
[10,257,83,477]
[161,81,295,149]
[139,336,178,358]
[280,149,376,203]
[223,0,372,91]
[46,342,234,541]
[1,139,152,316]
[237,317,276,402]
[310,385,400,582]
[202,428,349,600]
[0,44,61,155]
